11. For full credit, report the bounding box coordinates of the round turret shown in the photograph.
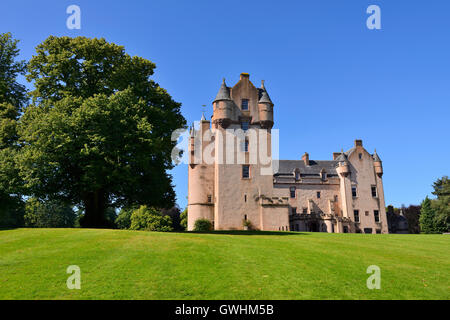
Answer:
[212,78,233,129]
[373,149,383,177]
[258,80,274,129]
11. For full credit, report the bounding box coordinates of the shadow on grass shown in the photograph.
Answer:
[187,230,310,236]
[0,227,20,231]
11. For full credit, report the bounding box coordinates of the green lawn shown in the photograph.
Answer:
[0,228,448,300]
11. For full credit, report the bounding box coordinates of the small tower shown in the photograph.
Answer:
[212,78,233,129]
[335,150,349,176]
[258,80,274,129]
[373,149,383,177]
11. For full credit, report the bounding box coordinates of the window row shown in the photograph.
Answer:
[351,186,378,198]
[353,210,380,223]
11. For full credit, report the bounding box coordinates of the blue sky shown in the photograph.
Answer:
[2,0,449,209]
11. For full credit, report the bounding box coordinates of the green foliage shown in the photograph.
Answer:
[19,36,186,227]
[193,219,212,232]
[431,176,449,233]
[24,198,76,228]
[243,219,252,228]
[419,177,450,233]
[130,205,173,232]
[115,207,133,229]
[0,32,27,110]
[180,208,187,230]
[0,195,24,228]
[0,33,27,227]
[419,197,437,234]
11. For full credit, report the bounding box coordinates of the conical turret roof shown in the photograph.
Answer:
[335,150,347,162]
[213,78,231,102]
[258,80,273,104]
[373,149,382,162]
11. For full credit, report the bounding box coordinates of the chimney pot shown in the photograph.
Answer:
[355,139,363,147]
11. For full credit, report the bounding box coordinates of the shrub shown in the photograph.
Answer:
[130,205,173,232]
[243,219,252,228]
[24,198,76,228]
[193,218,212,232]
[115,207,133,229]
[180,208,187,230]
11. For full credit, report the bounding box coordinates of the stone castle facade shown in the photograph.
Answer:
[187,73,388,233]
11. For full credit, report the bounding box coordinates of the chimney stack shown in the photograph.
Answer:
[302,152,309,166]
[355,139,363,147]
[240,72,250,81]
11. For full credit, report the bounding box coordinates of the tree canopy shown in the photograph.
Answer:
[0,32,27,227]
[18,36,186,227]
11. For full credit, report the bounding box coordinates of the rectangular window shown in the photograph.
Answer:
[352,186,357,197]
[241,99,249,110]
[317,191,321,199]
[244,139,249,152]
[242,165,250,179]
[374,210,380,222]
[371,186,377,197]
[291,207,297,215]
[376,229,381,234]
[244,194,247,202]
[354,210,360,222]
[241,121,249,131]
[207,195,212,203]
[290,186,296,198]
[364,228,373,234]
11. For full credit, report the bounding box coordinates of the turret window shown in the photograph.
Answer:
[241,99,249,110]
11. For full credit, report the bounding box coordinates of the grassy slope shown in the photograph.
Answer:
[0,228,448,300]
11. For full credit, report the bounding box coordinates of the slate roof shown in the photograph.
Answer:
[274,160,339,176]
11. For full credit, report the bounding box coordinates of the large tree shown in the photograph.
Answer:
[19,36,185,227]
[431,176,449,233]
[0,32,27,227]
[419,197,436,234]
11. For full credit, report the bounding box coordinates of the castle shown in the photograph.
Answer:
[187,73,388,234]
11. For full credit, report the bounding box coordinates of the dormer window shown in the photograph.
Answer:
[241,99,249,110]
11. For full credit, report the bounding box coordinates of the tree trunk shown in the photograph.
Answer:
[81,189,108,228]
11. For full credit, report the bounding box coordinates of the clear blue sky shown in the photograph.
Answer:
[2,0,449,209]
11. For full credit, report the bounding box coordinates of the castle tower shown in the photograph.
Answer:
[187,115,215,231]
